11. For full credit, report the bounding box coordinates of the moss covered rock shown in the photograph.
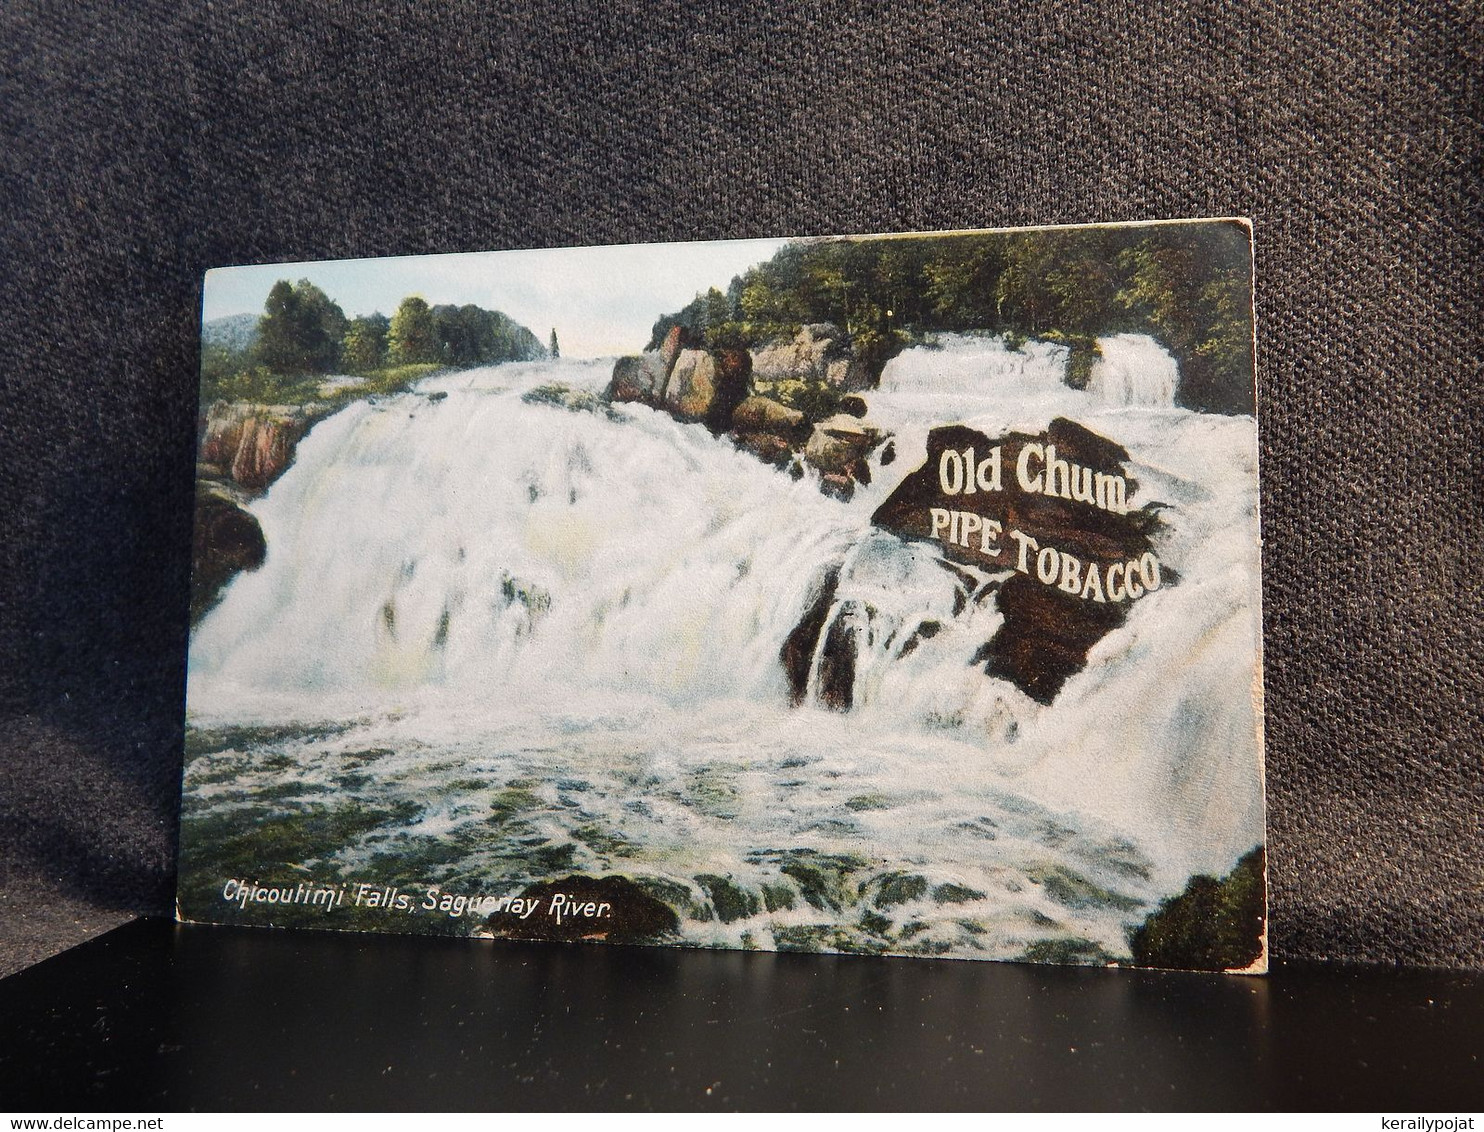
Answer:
[695,874,760,923]
[1128,847,1266,971]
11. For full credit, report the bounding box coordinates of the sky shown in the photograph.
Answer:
[202,238,793,359]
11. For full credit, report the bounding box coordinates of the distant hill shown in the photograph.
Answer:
[203,313,259,354]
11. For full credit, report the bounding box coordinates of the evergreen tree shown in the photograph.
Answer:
[549,328,559,358]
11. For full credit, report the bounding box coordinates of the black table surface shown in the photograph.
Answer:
[2,917,1481,1111]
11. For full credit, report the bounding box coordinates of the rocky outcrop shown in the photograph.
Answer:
[608,343,751,435]
[751,323,869,390]
[802,413,884,500]
[870,418,1168,703]
[710,347,752,430]
[658,323,687,373]
[802,413,881,475]
[193,400,330,624]
[1128,847,1266,971]
[732,395,806,435]
[780,566,840,705]
[192,483,266,622]
[663,349,718,422]
[731,431,794,467]
[199,403,327,494]
[607,323,886,497]
[607,352,671,405]
[731,394,808,469]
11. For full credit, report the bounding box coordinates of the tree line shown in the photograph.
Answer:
[203,279,546,400]
[646,222,1256,414]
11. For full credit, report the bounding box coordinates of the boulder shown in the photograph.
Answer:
[732,431,795,467]
[191,485,266,622]
[780,566,840,705]
[818,472,857,501]
[802,413,882,477]
[870,417,1168,703]
[664,348,719,422]
[659,323,687,373]
[751,323,850,385]
[606,351,670,405]
[731,395,806,436]
[1128,846,1266,971]
[708,347,752,432]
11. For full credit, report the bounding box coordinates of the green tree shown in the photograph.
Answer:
[549,328,559,358]
[341,313,389,372]
[388,296,438,365]
[922,240,1001,330]
[641,223,1254,413]
[995,236,1062,335]
[1114,226,1254,413]
[256,279,347,374]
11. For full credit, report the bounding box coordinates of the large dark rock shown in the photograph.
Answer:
[815,599,863,709]
[1128,847,1267,971]
[663,348,718,422]
[872,417,1167,703]
[730,394,808,469]
[780,566,840,705]
[610,343,747,434]
[803,413,882,475]
[732,395,806,436]
[486,874,680,944]
[707,346,752,433]
[191,485,266,623]
[802,413,883,500]
[732,431,794,468]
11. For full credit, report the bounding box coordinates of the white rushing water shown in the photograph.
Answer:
[186,335,1264,963]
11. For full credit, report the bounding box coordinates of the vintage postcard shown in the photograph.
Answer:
[181,220,1266,971]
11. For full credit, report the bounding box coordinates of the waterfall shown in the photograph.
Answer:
[189,358,856,717]
[1088,333,1180,407]
[186,340,1262,959]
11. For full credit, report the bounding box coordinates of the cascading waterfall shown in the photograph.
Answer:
[189,359,853,716]
[185,336,1262,963]
[1087,332,1181,407]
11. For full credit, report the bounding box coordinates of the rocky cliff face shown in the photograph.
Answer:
[198,402,328,493]
[777,419,1171,711]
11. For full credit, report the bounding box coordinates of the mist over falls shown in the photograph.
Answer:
[185,335,1264,962]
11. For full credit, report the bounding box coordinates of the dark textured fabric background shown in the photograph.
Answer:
[0,1,1479,977]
